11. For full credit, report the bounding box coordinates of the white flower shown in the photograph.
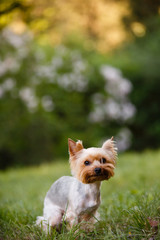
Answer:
[17,47,29,59]
[101,65,132,99]
[118,78,132,96]
[89,94,136,123]
[0,78,16,98]
[104,98,121,120]
[121,102,136,121]
[2,78,15,91]
[51,57,63,69]
[72,60,87,73]
[88,107,105,122]
[2,28,32,49]
[100,65,121,81]
[19,87,38,111]
[89,65,136,123]
[35,65,54,80]
[105,99,136,121]
[57,73,88,92]
[57,74,71,89]
[0,57,20,76]
[41,96,54,112]
[116,128,132,152]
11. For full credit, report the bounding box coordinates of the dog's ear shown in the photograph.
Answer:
[102,137,117,161]
[68,138,83,156]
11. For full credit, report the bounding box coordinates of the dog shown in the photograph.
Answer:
[36,137,117,232]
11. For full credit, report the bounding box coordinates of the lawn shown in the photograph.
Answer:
[0,150,160,239]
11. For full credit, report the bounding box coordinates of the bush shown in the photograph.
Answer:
[0,28,135,169]
[112,22,160,150]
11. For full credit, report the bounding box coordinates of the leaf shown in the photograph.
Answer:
[148,218,159,228]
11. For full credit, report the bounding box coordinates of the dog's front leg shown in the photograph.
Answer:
[65,209,78,229]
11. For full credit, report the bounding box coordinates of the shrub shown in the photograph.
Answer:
[0,28,135,169]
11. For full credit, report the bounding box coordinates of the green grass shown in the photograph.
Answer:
[0,150,160,239]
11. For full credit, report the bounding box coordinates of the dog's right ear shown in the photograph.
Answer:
[68,138,83,156]
[102,137,117,162]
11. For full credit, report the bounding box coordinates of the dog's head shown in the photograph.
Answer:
[68,138,117,184]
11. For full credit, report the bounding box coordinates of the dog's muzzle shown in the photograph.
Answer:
[94,168,101,175]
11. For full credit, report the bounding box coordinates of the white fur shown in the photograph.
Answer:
[36,176,101,232]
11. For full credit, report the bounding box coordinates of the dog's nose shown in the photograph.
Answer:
[94,167,101,175]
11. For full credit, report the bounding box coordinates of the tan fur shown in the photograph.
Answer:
[102,138,117,163]
[68,138,83,156]
[68,138,117,184]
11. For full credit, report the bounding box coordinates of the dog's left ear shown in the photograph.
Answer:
[102,137,117,161]
[68,138,83,156]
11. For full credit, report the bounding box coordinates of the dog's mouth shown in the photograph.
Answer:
[95,170,109,177]
[85,172,110,183]
[94,172,109,179]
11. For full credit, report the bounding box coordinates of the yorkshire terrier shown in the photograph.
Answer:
[36,137,117,232]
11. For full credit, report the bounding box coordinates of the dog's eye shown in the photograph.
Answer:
[101,157,106,164]
[84,161,90,166]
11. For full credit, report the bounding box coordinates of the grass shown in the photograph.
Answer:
[0,150,160,239]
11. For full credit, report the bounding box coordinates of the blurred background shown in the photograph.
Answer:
[0,0,160,169]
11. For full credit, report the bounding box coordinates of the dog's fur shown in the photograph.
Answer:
[36,138,117,232]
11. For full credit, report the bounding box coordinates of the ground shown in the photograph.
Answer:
[0,150,160,239]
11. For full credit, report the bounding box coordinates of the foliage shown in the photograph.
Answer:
[0,150,160,239]
[1,1,160,168]
[0,0,129,52]
[123,0,160,37]
[0,28,135,169]
[1,0,160,52]
[106,21,160,150]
